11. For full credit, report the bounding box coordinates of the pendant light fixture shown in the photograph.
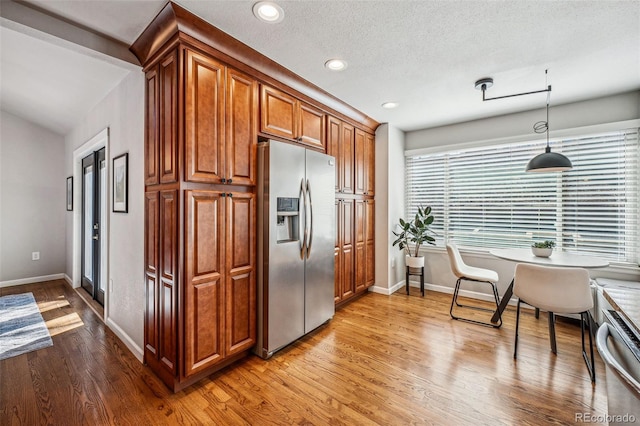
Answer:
[474,70,572,173]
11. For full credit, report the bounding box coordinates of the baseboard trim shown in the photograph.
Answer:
[370,279,519,307]
[63,274,73,287]
[0,273,66,288]
[106,317,144,363]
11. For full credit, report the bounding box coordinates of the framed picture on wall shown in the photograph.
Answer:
[66,176,73,211]
[113,153,128,213]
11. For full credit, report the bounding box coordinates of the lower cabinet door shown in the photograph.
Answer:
[184,190,225,376]
[225,192,256,356]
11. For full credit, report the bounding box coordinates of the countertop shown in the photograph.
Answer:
[604,287,640,337]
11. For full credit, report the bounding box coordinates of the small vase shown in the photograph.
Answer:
[406,255,425,268]
[531,247,553,258]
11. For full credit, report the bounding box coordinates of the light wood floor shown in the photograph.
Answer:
[1,280,607,425]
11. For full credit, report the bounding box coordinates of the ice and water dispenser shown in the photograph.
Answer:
[276,197,300,243]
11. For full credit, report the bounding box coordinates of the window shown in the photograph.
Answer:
[405,129,639,264]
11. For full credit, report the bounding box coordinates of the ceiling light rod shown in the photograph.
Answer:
[474,76,551,102]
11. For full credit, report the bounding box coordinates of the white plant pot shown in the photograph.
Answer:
[531,247,553,258]
[406,255,425,268]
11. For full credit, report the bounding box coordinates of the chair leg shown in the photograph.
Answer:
[514,299,521,359]
[581,312,596,383]
[548,312,557,354]
[450,278,502,328]
[449,278,462,319]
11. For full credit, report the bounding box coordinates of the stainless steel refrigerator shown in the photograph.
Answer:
[256,139,336,359]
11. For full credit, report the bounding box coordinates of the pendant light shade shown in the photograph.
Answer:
[474,70,573,173]
[525,146,573,172]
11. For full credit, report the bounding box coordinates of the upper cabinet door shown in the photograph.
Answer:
[185,49,225,183]
[159,51,179,184]
[354,128,366,195]
[260,85,297,140]
[327,116,341,192]
[145,67,159,186]
[340,123,355,194]
[365,132,375,196]
[226,68,258,186]
[298,101,325,150]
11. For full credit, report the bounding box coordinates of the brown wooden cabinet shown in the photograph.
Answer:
[327,116,355,195]
[145,51,179,186]
[143,45,257,391]
[134,2,378,391]
[335,199,355,302]
[185,50,258,186]
[330,117,375,304]
[184,190,255,376]
[260,85,325,150]
[355,129,375,196]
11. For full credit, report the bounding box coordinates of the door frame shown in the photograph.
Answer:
[72,128,109,320]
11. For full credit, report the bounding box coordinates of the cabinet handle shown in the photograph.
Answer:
[227,178,232,184]
[221,178,227,183]
[221,193,226,198]
[227,193,233,197]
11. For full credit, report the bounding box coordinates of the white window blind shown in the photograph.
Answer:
[405,129,639,264]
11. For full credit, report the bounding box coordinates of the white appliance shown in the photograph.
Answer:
[255,140,336,359]
[597,310,640,425]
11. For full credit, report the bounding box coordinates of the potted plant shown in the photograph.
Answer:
[531,240,555,258]
[392,205,437,267]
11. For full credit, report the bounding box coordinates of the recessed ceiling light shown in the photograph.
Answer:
[253,2,284,23]
[382,102,399,109]
[324,59,348,71]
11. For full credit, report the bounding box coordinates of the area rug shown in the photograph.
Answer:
[0,292,53,360]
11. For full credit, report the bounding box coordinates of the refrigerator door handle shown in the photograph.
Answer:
[299,178,306,259]
[305,179,313,258]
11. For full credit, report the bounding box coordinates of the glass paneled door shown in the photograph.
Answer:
[81,148,106,305]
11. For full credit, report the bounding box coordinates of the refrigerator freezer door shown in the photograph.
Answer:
[304,149,336,332]
[266,141,306,354]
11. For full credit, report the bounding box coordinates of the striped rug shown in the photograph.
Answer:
[0,292,53,360]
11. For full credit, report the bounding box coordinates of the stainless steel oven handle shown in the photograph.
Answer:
[596,323,640,394]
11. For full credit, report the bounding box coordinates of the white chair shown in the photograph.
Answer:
[446,242,502,328]
[513,263,595,382]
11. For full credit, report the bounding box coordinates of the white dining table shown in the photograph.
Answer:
[488,248,609,323]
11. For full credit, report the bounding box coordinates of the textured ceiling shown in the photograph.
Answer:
[1,0,639,134]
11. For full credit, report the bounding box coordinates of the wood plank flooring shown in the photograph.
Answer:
[1,280,607,425]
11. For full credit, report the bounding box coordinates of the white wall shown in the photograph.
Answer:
[372,124,407,294]
[0,111,66,284]
[406,91,640,150]
[65,70,144,359]
[393,91,640,296]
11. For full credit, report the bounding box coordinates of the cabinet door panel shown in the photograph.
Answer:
[327,117,341,192]
[159,190,177,373]
[299,102,325,150]
[226,68,258,186]
[185,50,225,183]
[144,191,159,358]
[365,200,375,287]
[260,85,296,140]
[185,190,225,375]
[341,199,354,298]
[355,200,366,292]
[159,51,178,183]
[341,123,355,194]
[226,193,256,355]
[145,68,159,186]
[354,128,366,195]
[365,133,375,196]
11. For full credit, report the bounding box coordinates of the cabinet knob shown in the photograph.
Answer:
[221,178,227,183]
[227,193,233,197]
[227,178,232,184]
